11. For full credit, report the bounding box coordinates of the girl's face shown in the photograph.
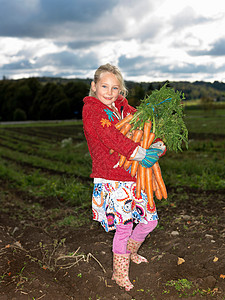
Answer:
[91,72,121,108]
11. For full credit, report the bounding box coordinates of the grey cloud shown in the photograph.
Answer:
[40,0,109,23]
[160,63,216,74]
[188,38,225,56]
[137,19,164,42]
[1,0,224,82]
[119,55,157,76]
[0,0,40,37]
[119,54,219,77]
[1,50,100,77]
[35,51,99,69]
[170,6,213,32]
[67,41,101,50]
[0,0,159,42]
[118,0,156,22]
[2,60,33,70]
[0,0,119,38]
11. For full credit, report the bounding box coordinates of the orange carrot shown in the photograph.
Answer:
[152,162,167,199]
[155,185,163,200]
[147,132,155,148]
[139,165,146,192]
[131,160,140,177]
[139,139,145,190]
[118,154,126,168]
[126,131,133,139]
[145,167,154,208]
[154,175,163,200]
[118,131,133,167]
[115,114,134,130]
[142,121,152,149]
[135,166,141,199]
[109,122,132,154]
[139,121,151,190]
[152,173,157,191]
[123,129,143,170]
[123,158,132,170]
[130,129,143,177]
[119,122,132,136]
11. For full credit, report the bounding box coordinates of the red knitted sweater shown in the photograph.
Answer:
[82,95,138,182]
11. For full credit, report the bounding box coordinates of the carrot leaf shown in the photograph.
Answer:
[130,84,188,151]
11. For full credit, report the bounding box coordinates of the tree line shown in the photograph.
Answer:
[0,78,89,121]
[0,77,224,121]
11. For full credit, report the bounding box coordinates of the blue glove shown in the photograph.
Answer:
[140,147,164,168]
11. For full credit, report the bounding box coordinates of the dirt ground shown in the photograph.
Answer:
[0,185,224,300]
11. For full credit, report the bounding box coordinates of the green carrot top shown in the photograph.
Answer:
[130,84,188,152]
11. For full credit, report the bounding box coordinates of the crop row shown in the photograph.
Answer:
[1,123,83,142]
[0,116,225,207]
[0,122,92,206]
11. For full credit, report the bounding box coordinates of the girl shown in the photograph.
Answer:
[82,63,165,291]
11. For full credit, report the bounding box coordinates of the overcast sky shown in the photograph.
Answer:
[0,0,225,82]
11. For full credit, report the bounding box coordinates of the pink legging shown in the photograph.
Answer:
[112,220,158,254]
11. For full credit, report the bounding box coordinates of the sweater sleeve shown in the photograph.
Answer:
[84,104,138,159]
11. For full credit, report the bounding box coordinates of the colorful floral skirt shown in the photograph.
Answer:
[92,179,158,232]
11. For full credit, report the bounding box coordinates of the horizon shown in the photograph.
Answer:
[1,75,224,85]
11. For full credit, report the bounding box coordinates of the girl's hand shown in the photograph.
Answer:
[131,141,166,168]
[140,147,164,168]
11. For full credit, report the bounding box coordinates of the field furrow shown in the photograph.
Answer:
[0,112,225,300]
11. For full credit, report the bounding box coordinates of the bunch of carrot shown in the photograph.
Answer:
[113,114,167,208]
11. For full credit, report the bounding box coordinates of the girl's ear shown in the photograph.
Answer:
[91,81,96,92]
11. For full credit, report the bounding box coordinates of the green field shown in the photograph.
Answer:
[0,108,225,299]
[0,108,224,210]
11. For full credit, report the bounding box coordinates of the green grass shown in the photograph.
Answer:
[0,120,83,128]
[161,139,225,189]
[185,115,225,134]
[164,278,220,298]
[0,142,91,178]
[0,159,92,206]
[0,122,93,207]
[0,108,224,210]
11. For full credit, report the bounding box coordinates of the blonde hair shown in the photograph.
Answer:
[89,63,128,98]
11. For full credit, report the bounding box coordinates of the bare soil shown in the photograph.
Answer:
[0,184,224,300]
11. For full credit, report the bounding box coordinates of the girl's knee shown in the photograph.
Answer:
[113,223,133,254]
[116,223,133,237]
[135,219,158,235]
[149,219,158,230]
